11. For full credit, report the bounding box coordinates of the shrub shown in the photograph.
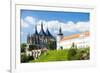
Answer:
[67,48,77,60]
[73,48,90,60]
[21,53,29,63]
[21,43,27,53]
[21,53,33,63]
[78,48,90,60]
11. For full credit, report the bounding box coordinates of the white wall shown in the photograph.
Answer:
[0,0,99,73]
[60,36,89,49]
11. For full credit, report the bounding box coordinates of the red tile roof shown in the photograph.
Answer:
[61,31,90,41]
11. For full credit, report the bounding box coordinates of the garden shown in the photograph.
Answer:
[21,47,90,63]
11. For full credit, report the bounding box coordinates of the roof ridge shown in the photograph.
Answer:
[61,31,90,41]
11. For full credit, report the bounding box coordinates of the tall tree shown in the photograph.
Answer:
[21,43,27,52]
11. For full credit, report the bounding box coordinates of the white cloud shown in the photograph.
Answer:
[37,25,41,33]
[21,16,37,28]
[46,20,59,28]
[24,16,36,25]
[21,31,23,35]
[21,16,90,33]
[54,30,58,34]
[76,22,89,32]
[61,21,90,32]
[36,20,90,33]
[36,20,47,32]
[21,19,29,28]
[36,20,60,33]
[37,20,90,33]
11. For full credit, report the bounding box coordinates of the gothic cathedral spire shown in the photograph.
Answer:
[39,22,46,36]
[34,25,38,35]
[41,22,43,30]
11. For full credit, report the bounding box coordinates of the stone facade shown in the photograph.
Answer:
[27,22,56,49]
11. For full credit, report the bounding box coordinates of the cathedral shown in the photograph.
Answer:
[27,22,56,49]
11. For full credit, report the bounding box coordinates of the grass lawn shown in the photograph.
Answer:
[28,48,90,63]
[30,49,69,62]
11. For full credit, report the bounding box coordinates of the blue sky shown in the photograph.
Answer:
[21,9,90,43]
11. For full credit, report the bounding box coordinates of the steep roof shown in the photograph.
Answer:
[39,22,46,36]
[58,26,63,35]
[34,25,38,35]
[46,28,53,37]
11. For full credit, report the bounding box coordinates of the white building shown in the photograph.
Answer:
[57,27,90,50]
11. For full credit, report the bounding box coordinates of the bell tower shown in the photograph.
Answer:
[57,26,63,50]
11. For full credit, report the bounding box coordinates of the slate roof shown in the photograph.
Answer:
[39,23,46,36]
[46,28,53,37]
[34,25,38,35]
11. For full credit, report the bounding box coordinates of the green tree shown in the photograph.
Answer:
[21,53,33,63]
[67,49,77,60]
[67,43,77,60]
[21,53,28,63]
[21,43,27,52]
[29,45,37,51]
[47,40,56,50]
[71,42,77,49]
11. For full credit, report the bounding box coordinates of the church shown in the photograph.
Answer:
[27,22,56,49]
